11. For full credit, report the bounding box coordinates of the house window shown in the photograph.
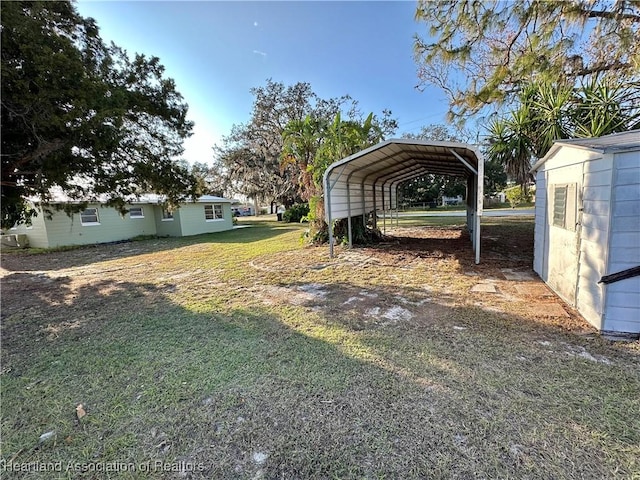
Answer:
[161,208,174,221]
[129,206,144,218]
[204,204,224,221]
[552,183,577,231]
[80,208,100,225]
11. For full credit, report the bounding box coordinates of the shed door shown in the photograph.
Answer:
[546,182,580,305]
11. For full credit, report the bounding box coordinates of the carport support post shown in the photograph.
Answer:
[372,183,377,229]
[347,181,353,248]
[361,183,366,233]
[381,184,386,234]
[390,184,398,228]
[475,155,484,264]
[325,173,334,258]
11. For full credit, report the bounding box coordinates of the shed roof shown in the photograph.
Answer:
[531,130,640,172]
[322,138,485,263]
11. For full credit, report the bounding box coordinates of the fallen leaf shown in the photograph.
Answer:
[76,404,86,419]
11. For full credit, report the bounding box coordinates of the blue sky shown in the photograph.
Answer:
[76,1,450,165]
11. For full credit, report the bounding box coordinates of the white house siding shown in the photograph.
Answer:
[603,150,640,334]
[45,204,158,248]
[575,156,613,329]
[178,203,233,236]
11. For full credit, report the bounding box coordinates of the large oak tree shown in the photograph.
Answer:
[1,1,197,229]
[211,79,357,210]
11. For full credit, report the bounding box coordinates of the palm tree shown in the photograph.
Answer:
[281,112,388,243]
[486,75,640,194]
[281,115,325,201]
[571,76,640,137]
[487,106,535,193]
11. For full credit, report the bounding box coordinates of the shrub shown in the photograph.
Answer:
[282,203,310,223]
[504,186,531,208]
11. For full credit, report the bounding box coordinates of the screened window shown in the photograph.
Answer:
[80,208,100,225]
[204,204,224,221]
[552,184,577,231]
[129,206,144,218]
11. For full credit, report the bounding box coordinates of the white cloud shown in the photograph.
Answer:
[252,50,267,58]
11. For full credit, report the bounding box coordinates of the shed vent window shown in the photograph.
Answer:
[80,208,99,225]
[552,183,577,231]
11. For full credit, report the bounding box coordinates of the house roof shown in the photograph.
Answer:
[30,189,233,205]
[531,130,640,172]
[134,194,233,204]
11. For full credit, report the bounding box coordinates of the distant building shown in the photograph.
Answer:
[442,195,463,206]
[5,195,234,249]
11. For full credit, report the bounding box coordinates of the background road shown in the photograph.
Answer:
[393,209,535,217]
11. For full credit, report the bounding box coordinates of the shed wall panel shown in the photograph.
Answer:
[613,200,640,216]
[610,232,640,248]
[583,169,613,186]
[609,247,640,265]
[581,212,610,232]
[582,199,610,216]
[607,290,640,308]
[615,184,640,201]
[607,275,640,293]
[576,300,602,328]
[603,149,640,334]
[575,156,612,331]
[616,152,640,169]
[533,171,547,277]
[582,185,611,201]
[611,215,640,233]
[602,312,639,333]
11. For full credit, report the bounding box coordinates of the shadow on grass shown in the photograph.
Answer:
[1,273,639,479]
[0,220,303,272]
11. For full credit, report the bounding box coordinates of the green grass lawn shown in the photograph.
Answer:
[1,218,639,479]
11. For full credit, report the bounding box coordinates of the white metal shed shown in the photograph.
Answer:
[531,130,640,338]
[323,139,484,263]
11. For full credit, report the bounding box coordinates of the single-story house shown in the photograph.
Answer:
[531,130,640,339]
[442,195,463,206]
[6,194,234,249]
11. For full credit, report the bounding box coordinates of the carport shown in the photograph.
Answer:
[323,139,484,263]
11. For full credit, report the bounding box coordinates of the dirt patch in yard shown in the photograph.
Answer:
[247,219,592,335]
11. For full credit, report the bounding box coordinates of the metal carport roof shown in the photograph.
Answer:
[323,138,484,263]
